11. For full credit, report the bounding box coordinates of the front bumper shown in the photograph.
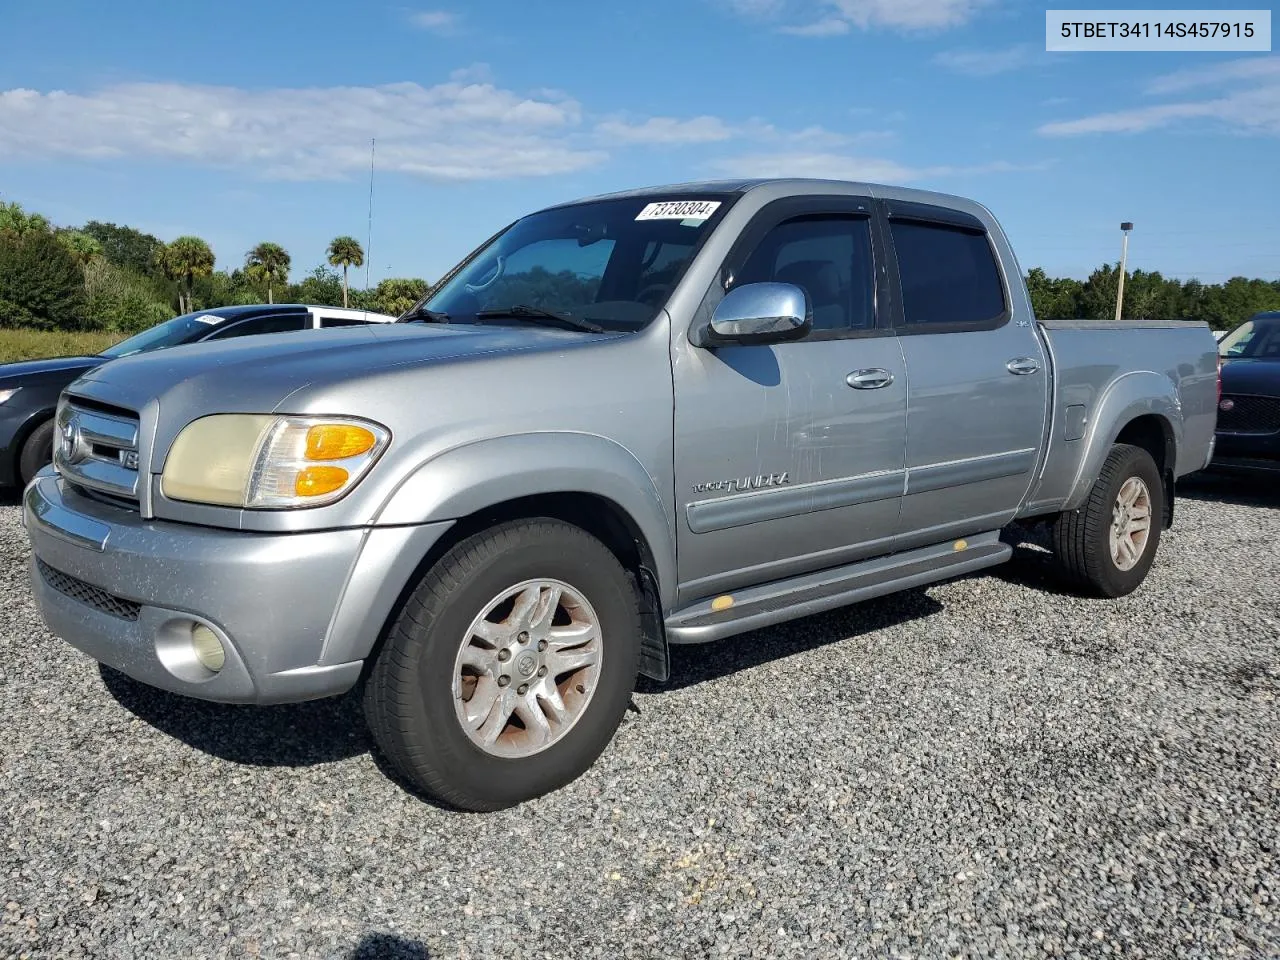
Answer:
[1211,430,1280,472]
[1206,454,1280,474]
[24,472,452,704]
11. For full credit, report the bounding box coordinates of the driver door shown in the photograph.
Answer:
[671,196,907,604]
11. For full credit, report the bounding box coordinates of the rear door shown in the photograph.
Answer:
[882,200,1049,549]
[672,195,907,603]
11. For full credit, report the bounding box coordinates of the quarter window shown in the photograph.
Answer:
[734,216,875,332]
[890,220,1006,327]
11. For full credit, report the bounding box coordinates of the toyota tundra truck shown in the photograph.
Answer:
[24,179,1219,811]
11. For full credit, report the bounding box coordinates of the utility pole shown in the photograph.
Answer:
[1114,221,1133,321]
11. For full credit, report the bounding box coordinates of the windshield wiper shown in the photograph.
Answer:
[398,305,451,323]
[473,304,605,334]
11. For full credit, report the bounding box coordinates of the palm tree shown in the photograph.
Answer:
[57,231,104,274]
[326,236,364,308]
[0,201,51,238]
[245,242,291,304]
[159,236,216,314]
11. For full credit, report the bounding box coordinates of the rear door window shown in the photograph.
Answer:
[890,220,1006,328]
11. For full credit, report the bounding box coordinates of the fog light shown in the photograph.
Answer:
[191,624,225,672]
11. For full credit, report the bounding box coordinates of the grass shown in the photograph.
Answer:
[0,329,126,364]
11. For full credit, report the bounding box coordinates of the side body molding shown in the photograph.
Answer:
[373,432,678,608]
[1063,370,1183,511]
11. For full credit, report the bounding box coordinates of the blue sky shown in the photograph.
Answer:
[1,0,1277,287]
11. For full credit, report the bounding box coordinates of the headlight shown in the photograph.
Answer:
[0,387,20,404]
[161,414,390,509]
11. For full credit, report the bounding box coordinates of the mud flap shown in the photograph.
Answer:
[636,566,670,683]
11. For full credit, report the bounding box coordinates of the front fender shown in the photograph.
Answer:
[1064,370,1182,510]
[373,432,677,607]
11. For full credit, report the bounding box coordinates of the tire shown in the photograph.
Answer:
[363,519,642,811]
[1050,443,1164,598]
[18,419,55,488]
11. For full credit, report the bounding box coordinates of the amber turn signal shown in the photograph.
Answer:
[294,465,350,497]
[305,424,377,460]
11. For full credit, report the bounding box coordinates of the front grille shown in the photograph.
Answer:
[53,398,142,504]
[36,558,141,621]
[1218,394,1280,435]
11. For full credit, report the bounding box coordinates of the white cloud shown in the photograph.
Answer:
[709,151,1042,182]
[827,0,993,30]
[1038,102,1218,136]
[726,0,996,33]
[409,10,460,33]
[1145,55,1280,95]
[596,115,735,144]
[780,17,850,36]
[592,115,879,149]
[0,80,603,181]
[722,0,785,14]
[934,43,1039,76]
[1040,57,1280,138]
[449,63,493,84]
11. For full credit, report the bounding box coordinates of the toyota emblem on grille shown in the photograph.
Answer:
[59,415,85,464]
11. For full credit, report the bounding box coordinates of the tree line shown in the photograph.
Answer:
[1025,266,1280,330]
[0,201,431,333]
[3,199,1278,334]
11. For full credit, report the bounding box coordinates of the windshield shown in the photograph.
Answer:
[1219,318,1280,360]
[413,195,735,332]
[99,311,227,358]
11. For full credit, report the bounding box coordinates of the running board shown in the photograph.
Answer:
[665,531,1011,644]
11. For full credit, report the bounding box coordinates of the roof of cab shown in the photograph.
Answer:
[539,177,982,217]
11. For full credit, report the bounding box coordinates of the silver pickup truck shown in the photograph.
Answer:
[24,179,1218,810]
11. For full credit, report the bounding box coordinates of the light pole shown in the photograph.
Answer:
[1114,221,1133,321]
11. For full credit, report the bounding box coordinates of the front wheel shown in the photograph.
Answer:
[18,419,55,488]
[363,519,642,811]
[1050,443,1164,598]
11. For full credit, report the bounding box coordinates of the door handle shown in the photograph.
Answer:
[847,368,895,390]
[1006,357,1040,376]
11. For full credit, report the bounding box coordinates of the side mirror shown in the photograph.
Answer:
[704,282,811,346]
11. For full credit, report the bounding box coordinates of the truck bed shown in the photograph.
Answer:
[1022,319,1219,517]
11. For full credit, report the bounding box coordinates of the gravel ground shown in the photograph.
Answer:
[2,475,1277,959]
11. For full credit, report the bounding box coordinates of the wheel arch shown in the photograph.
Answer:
[362,433,676,681]
[6,407,57,487]
[1064,371,1182,527]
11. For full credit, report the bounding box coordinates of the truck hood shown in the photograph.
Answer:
[1220,357,1280,397]
[70,322,611,414]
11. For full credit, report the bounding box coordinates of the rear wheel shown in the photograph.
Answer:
[18,419,55,488]
[363,519,641,811]
[1050,443,1164,598]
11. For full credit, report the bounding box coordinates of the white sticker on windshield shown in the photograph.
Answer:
[635,200,721,222]
[192,314,224,325]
